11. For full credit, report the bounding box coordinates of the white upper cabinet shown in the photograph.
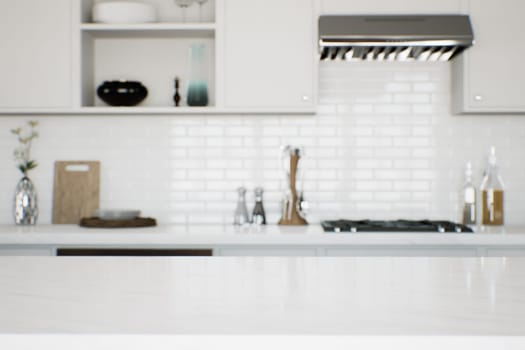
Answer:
[220,0,316,112]
[0,0,72,109]
[320,0,464,14]
[452,0,525,113]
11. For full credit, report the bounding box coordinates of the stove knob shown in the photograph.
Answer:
[334,227,341,233]
[351,227,357,233]
[437,225,445,233]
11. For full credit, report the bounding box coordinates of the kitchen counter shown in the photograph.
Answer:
[2,224,525,257]
[0,223,524,246]
[1,256,525,349]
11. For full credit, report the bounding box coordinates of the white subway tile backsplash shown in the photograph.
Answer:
[384,82,411,93]
[373,104,411,115]
[348,104,374,114]
[224,126,254,136]
[376,148,411,158]
[355,181,393,191]
[393,70,431,82]
[393,93,431,104]
[413,82,438,92]
[187,126,224,137]
[205,137,243,147]
[375,126,411,136]
[355,137,392,147]
[356,159,393,169]
[2,63,525,226]
[412,105,438,114]
[374,191,411,202]
[224,169,252,180]
[393,181,431,192]
[355,202,392,212]
[392,137,431,147]
[187,170,224,180]
[374,170,411,180]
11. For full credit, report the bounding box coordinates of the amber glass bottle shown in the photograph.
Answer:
[480,147,504,225]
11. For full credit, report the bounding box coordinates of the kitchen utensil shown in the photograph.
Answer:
[296,191,309,220]
[295,160,308,219]
[278,146,307,225]
[97,81,148,106]
[52,161,100,224]
[279,145,293,221]
[94,209,140,221]
[92,1,157,24]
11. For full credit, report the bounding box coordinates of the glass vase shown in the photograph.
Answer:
[14,176,38,225]
[186,43,209,106]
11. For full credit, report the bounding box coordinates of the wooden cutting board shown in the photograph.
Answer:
[52,161,100,224]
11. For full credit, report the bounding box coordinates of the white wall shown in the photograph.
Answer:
[1,61,524,225]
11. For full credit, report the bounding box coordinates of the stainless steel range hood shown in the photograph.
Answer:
[319,15,474,62]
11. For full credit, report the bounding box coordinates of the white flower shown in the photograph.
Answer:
[11,121,38,176]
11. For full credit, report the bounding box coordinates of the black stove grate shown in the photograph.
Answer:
[321,219,474,233]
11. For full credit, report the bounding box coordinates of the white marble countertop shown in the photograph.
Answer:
[2,256,525,349]
[0,224,524,247]
[1,256,525,336]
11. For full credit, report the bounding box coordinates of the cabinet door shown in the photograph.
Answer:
[452,0,525,113]
[0,247,54,256]
[0,0,72,109]
[218,247,318,256]
[326,247,478,257]
[221,0,316,111]
[485,248,525,257]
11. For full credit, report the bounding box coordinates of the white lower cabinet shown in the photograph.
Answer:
[2,245,525,257]
[325,247,478,257]
[218,246,480,257]
[485,248,525,257]
[0,247,54,256]
[217,247,319,256]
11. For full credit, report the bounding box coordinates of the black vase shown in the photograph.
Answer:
[97,81,148,106]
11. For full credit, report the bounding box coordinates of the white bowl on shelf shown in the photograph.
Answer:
[92,1,157,24]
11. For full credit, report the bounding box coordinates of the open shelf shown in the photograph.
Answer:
[78,0,217,110]
[80,23,216,38]
[0,107,316,116]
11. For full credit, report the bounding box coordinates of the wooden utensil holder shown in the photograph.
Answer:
[278,154,307,225]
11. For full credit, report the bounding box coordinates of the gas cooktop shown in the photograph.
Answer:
[321,219,474,233]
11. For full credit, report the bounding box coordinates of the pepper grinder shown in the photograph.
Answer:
[173,77,181,107]
[252,187,266,225]
[233,187,250,225]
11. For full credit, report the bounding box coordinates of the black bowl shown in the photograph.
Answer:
[97,81,148,106]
